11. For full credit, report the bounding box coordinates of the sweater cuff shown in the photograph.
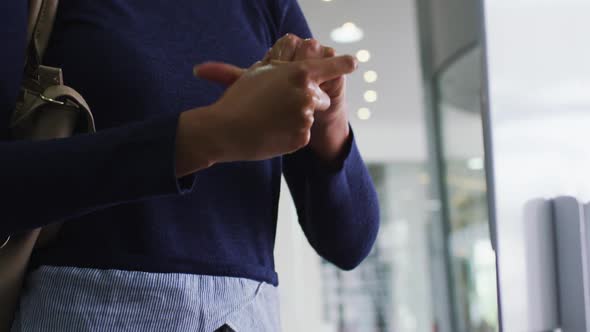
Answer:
[305,126,362,180]
[131,112,197,196]
[159,112,197,195]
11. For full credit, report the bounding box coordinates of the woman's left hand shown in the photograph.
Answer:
[264,34,351,163]
[262,34,348,128]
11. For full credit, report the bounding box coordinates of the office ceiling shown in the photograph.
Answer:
[298,0,429,162]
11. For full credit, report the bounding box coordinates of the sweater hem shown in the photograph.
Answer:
[29,253,279,286]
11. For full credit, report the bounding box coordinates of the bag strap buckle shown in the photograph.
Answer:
[0,236,10,249]
[39,93,66,106]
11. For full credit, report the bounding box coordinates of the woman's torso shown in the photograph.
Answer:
[31,0,289,285]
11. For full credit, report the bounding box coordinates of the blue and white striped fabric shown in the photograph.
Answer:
[11,266,280,332]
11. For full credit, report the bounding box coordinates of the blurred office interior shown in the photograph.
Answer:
[274,0,497,331]
[274,0,590,331]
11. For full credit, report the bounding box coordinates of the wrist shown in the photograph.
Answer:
[175,106,225,177]
[309,109,350,163]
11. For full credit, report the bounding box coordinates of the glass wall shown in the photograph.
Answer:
[415,0,499,330]
[437,46,497,332]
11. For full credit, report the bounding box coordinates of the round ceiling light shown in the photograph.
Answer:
[364,70,378,83]
[364,90,378,103]
[357,107,371,120]
[356,49,371,63]
[330,22,364,44]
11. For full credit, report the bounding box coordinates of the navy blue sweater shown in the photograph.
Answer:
[0,0,379,285]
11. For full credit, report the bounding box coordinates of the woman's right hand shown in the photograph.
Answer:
[174,55,357,177]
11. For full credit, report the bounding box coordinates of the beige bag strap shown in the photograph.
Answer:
[0,2,63,331]
[0,0,60,249]
[26,0,59,71]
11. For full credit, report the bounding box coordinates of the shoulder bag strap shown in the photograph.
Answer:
[0,2,61,331]
[0,0,59,251]
[26,0,59,73]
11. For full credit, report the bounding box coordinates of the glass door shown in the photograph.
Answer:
[416,0,499,330]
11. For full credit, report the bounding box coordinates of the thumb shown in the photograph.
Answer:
[193,62,245,86]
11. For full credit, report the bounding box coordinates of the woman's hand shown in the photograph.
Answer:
[175,55,358,177]
[266,34,352,164]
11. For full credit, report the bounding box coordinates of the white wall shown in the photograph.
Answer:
[274,179,335,332]
[484,0,590,330]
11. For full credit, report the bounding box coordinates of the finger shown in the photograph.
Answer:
[261,49,272,63]
[194,62,245,86]
[319,46,341,90]
[280,34,302,61]
[270,34,302,62]
[296,55,358,84]
[320,75,345,96]
[294,38,322,61]
[323,46,336,58]
[250,60,267,70]
[312,84,332,111]
[268,59,291,68]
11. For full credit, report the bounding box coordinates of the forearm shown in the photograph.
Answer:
[284,132,380,270]
[1,113,195,236]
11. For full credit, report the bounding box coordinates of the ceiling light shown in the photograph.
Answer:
[467,157,484,170]
[357,107,371,120]
[322,0,333,2]
[364,90,378,103]
[364,70,378,83]
[330,22,364,44]
[356,50,371,63]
